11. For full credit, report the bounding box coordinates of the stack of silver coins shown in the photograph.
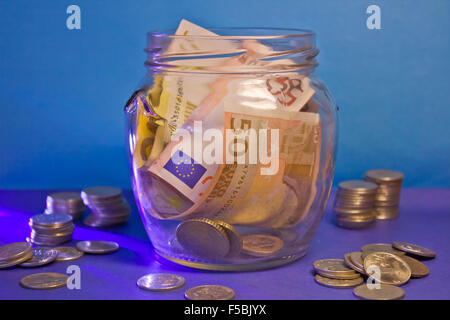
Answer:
[364,169,404,220]
[0,242,33,269]
[45,192,86,221]
[28,213,74,246]
[333,180,378,229]
[81,186,131,227]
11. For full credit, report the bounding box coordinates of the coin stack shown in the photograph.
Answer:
[45,192,86,221]
[28,213,74,246]
[313,259,364,288]
[333,180,378,229]
[364,169,404,219]
[81,186,131,227]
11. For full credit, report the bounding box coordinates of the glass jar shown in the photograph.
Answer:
[125,26,338,271]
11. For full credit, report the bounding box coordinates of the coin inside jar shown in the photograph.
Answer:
[176,218,230,258]
[214,220,242,257]
[241,234,284,257]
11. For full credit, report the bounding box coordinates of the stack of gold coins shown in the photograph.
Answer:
[333,180,378,229]
[364,169,404,219]
[313,259,364,288]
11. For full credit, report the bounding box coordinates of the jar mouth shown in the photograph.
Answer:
[146,27,318,74]
[148,27,315,40]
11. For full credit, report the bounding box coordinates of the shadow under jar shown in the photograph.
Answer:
[125,27,338,271]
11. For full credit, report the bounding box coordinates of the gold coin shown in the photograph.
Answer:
[392,241,436,258]
[361,243,405,259]
[20,272,68,290]
[353,284,405,300]
[316,270,361,280]
[314,274,363,288]
[364,252,411,286]
[344,253,365,274]
[176,218,230,258]
[313,259,356,275]
[214,220,242,257]
[350,252,365,270]
[55,247,84,261]
[398,255,429,278]
[0,242,32,263]
[185,285,235,300]
[241,234,284,257]
[0,249,33,269]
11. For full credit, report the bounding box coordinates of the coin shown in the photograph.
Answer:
[76,241,120,254]
[136,273,185,291]
[344,253,365,274]
[241,234,284,257]
[20,272,68,290]
[364,252,411,286]
[81,186,122,201]
[19,248,58,268]
[314,274,363,288]
[313,259,356,275]
[0,248,33,269]
[176,218,230,258]
[55,247,84,261]
[30,213,73,228]
[215,220,242,257]
[353,284,405,300]
[350,252,365,270]
[338,180,378,193]
[361,243,405,259]
[316,270,361,280]
[392,241,436,258]
[0,242,32,263]
[185,285,235,300]
[364,169,404,182]
[397,255,429,278]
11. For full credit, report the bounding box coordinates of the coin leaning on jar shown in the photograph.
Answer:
[176,218,230,258]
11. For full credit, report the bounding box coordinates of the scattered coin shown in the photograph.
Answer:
[76,241,120,254]
[215,220,242,257]
[316,270,361,280]
[185,285,235,300]
[398,255,429,278]
[241,234,284,257]
[364,252,411,286]
[350,252,365,270]
[392,241,436,258]
[137,273,185,291]
[353,284,405,300]
[314,274,363,288]
[313,259,356,275]
[344,253,365,274]
[361,243,405,259]
[176,218,230,258]
[20,272,68,290]
[55,247,84,261]
[0,242,32,264]
[19,248,58,268]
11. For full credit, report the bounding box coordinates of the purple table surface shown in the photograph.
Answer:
[0,189,449,300]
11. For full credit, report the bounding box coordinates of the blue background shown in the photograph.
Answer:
[0,0,449,189]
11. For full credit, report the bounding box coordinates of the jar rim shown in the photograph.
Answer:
[147,27,315,40]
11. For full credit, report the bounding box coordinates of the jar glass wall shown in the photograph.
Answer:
[125,25,338,270]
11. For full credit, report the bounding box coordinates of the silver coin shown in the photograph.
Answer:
[55,247,84,261]
[30,213,73,227]
[136,273,185,291]
[392,241,436,258]
[19,248,58,267]
[76,241,120,254]
[185,285,235,300]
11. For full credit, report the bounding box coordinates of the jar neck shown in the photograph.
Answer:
[145,28,318,75]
